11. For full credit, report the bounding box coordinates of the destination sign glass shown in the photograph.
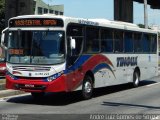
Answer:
[9,18,64,27]
[9,49,24,55]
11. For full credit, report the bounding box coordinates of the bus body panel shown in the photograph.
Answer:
[5,53,158,92]
[0,62,6,76]
[5,54,158,92]
[6,74,68,92]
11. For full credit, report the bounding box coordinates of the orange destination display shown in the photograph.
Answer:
[9,49,24,55]
[9,18,64,27]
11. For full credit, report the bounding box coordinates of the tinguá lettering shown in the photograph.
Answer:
[117,57,138,67]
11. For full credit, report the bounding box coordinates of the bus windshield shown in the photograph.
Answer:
[6,31,65,65]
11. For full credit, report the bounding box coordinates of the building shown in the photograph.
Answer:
[5,0,64,26]
[114,0,133,23]
[34,0,64,15]
[5,0,34,26]
[114,0,160,23]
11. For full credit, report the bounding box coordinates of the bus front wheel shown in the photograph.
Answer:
[82,75,93,100]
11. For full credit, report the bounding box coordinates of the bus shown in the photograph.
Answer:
[0,57,6,76]
[1,14,158,99]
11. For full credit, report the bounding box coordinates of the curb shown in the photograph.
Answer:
[0,89,25,98]
[0,79,26,98]
[0,83,5,90]
[0,79,5,83]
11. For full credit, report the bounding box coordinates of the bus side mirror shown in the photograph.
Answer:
[1,28,8,50]
[70,37,76,50]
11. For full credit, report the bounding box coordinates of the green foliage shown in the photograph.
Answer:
[0,0,5,15]
[138,24,145,28]
[137,24,151,29]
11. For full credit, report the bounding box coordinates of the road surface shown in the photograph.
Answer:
[0,76,160,120]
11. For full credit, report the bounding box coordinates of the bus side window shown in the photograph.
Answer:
[143,33,150,53]
[114,30,124,53]
[67,24,84,56]
[134,32,143,53]
[69,37,83,56]
[124,32,133,53]
[86,27,100,53]
[150,34,157,53]
[66,24,84,66]
[101,29,113,52]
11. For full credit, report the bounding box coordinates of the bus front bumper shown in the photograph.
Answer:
[5,75,68,93]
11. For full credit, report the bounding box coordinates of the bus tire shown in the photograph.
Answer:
[133,71,140,87]
[31,92,45,99]
[82,75,93,100]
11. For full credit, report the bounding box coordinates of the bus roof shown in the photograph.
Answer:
[9,14,158,34]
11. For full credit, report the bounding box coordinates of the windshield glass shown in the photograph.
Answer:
[6,31,65,65]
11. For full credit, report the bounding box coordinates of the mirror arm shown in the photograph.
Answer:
[1,28,8,50]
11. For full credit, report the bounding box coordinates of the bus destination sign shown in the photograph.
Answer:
[9,18,64,27]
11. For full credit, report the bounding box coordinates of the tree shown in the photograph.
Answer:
[137,24,151,29]
[137,24,145,28]
[0,0,5,32]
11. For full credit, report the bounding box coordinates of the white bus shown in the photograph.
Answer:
[1,14,158,99]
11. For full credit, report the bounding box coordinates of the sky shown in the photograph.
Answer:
[43,0,160,26]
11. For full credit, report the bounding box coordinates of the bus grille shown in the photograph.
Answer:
[12,66,51,72]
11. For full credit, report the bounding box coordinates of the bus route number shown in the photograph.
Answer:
[9,49,24,55]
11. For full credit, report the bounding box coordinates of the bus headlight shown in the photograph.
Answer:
[0,67,6,71]
[48,76,56,82]
[47,71,63,82]
[7,71,17,80]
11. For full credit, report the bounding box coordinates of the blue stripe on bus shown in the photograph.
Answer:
[64,55,91,74]
[93,63,113,74]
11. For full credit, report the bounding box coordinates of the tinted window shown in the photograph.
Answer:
[101,29,113,52]
[7,31,65,65]
[67,25,83,36]
[151,34,157,53]
[143,34,151,52]
[86,27,100,53]
[114,30,124,52]
[67,24,84,56]
[124,32,133,52]
[134,33,142,52]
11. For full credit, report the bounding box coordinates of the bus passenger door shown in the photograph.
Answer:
[66,36,84,91]
[66,24,84,91]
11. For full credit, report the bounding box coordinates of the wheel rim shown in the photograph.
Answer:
[134,73,139,85]
[84,81,92,94]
